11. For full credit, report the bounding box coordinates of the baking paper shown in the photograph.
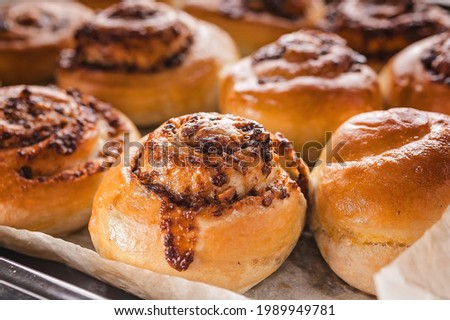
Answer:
[375,206,450,300]
[0,226,370,300]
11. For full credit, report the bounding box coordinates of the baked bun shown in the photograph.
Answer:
[183,0,325,55]
[380,32,450,115]
[89,112,309,292]
[220,30,383,164]
[322,0,450,71]
[0,85,140,235]
[0,1,93,85]
[56,1,239,127]
[310,108,450,295]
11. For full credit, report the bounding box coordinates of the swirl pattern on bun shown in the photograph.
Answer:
[89,112,309,292]
[322,0,450,70]
[220,30,382,164]
[310,108,450,294]
[250,29,367,81]
[64,2,193,72]
[0,85,139,235]
[380,32,450,114]
[422,34,450,85]
[0,1,93,85]
[57,1,239,127]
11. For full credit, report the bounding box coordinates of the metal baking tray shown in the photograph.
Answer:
[0,248,139,300]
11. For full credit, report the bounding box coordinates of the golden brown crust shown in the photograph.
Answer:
[0,85,140,235]
[89,112,308,292]
[310,108,450,293]
[0,1,93,85]
[57,1,239,127]
[322,0,450,71]
[220,30,383,163]
[183,0,325,55]
[380,33,450,114]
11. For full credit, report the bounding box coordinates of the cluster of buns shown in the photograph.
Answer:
[0,0,449,296]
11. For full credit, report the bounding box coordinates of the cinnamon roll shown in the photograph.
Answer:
[310,108,450,294]
[322,0,450,71]
[56,1,239,127]
[183,0,325,55]
[0,1,93,85]
[220,30,383,164]
[380,32,450,114]
[0,85,139,235]
[89,112,309,292]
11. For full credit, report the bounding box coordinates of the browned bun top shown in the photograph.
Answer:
[421,32,450,85]
[219,0,309,19]
[0,1,93,49]
[226,29,378,92]
[324,0,450,58]
[130,112,309,271]
[313,108,450,245]
[251,29,367,83]
[332,108,449,163]
[61,0,194,72]
[0,85,131,181]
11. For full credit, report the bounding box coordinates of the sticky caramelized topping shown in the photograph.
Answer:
[0,86,124,150]
[131,113,307,271]
[0,86,129,181]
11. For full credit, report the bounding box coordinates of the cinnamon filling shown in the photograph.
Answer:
[131,113,304,271]
[421,33,450,85]
[325,0,450,58]
[1,88,89,152]
[219,0,307,20]
[0,86,128,180]
[0,3,69,42]
[251,30,366,83]
[18,161,104,182]
[63,1,193,72]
